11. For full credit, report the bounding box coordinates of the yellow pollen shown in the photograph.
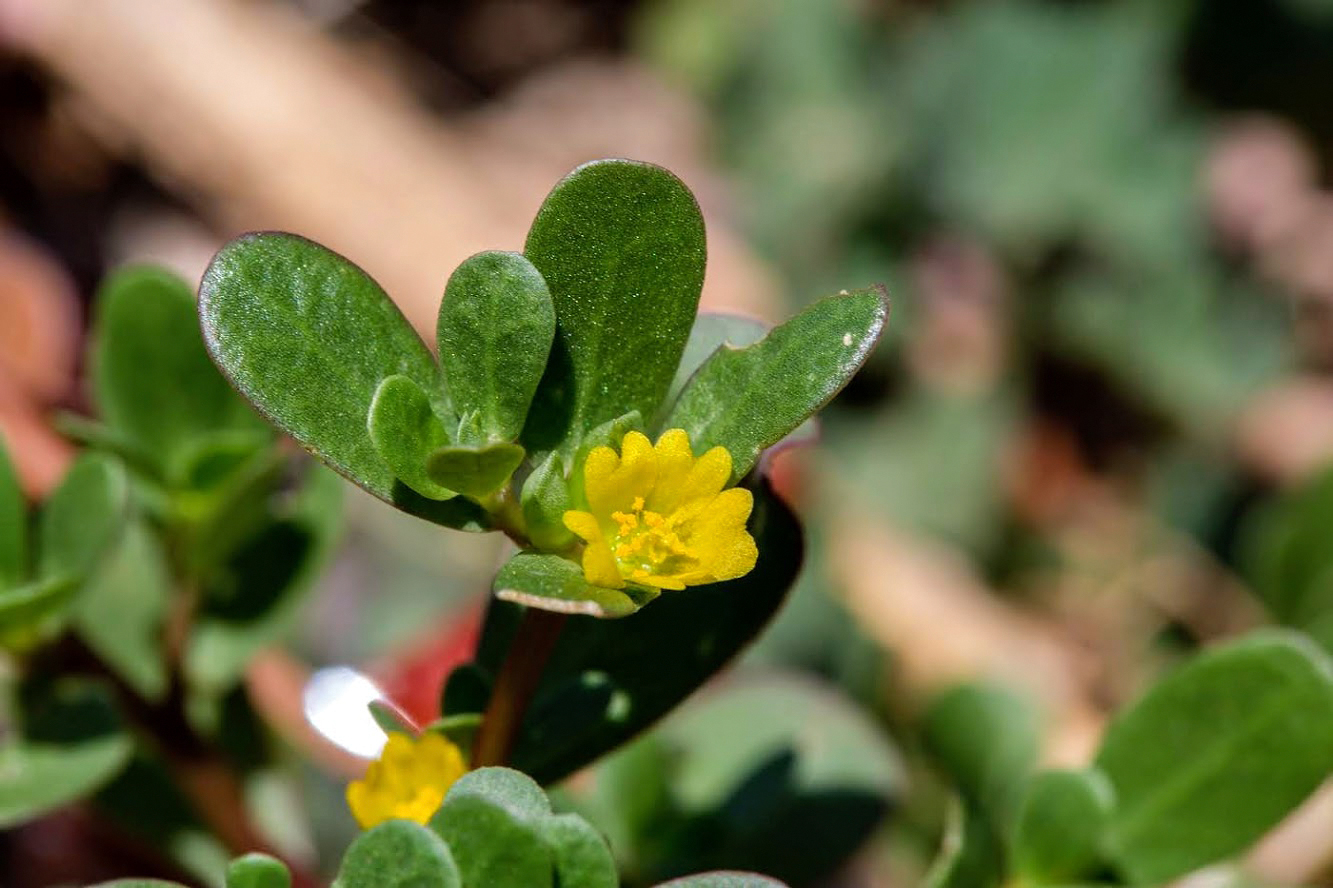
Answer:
[609,496,692,574]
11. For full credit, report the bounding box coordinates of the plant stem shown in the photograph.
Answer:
[471,608,567,768]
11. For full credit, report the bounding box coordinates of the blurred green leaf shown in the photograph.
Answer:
[0,684,132,827]
[199,233,485,530]
[1095,631,1333,884]
[922,683,1039,828]
[524,160,705,452]
[923,801,1003,888]
[1245,465,1333,651]
[669,287,887,481]
[493,552,656,618]
[1012,769,1115,884]
[0,436,25,588]
[334,819,461,888]
[445,479,802,783]
[92,265,265,476]
[429,794,553,888]
[368,375,455,501]
[225,853,291,888]
[583,674,901,885]
[186,464,343,693]
[0,576,77,642]
[425,442,526,500]
[74,520,170,701]
[37,453,127,580]
[438,251,555,444]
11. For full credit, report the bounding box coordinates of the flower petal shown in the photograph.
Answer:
[687,487,757,582]
[563,510,624,588]
[648,428,695,512]
[586,431,657,517]
[672,446,733,519]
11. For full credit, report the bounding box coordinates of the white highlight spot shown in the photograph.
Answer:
[842,333,853,346]
[303,666,389,759]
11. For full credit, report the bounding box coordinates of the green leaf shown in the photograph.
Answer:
[438,251,555,444]
[444,766,552,819]
[0,576,77,642]
[199,233,481,529]
[334,819,461,888]
[88,882,192,887]
[92,265,264,474]
[659,313,769,427]
[0,436,25,588]
[524,160,706,451]
[429,794,553,888]
[37,453,127,580]
[226,853,291,888]
[368,375,455,501]
[445,478,803,782]
[73,520,170,701]
[0,734,133,828]
[493,553,658,618]
[520,452,576,550]
[1012,769,1115,884]
[1244,465,1333,649]
[426,442,526,500]
[1094,631,1333,884]
[654,875,790,888]
[186,464,344,693]
[667,286,887,481]
[598,674,902,886]
[922,683,1039,827]
[923,801,1003,888]
[541,813,618,888]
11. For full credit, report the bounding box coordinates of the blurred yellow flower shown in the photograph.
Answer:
[345,731,466,829]
[562,429,758,591]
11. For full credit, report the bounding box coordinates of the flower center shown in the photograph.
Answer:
[610,496,694,577]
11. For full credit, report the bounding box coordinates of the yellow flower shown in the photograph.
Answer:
[345,732,467,829]
[562,429,758,591]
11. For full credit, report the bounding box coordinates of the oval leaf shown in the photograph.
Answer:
[334,820,461,888]
[38,453,127,580]
[524,160,706,451]
[1011,769,1114,884]
[1094,631,1333,884]
[426,443,526,500]
[667,287,888,481]
[429,794,553,888]
[444,766,552,819]
[0,733,133,828]
[542,814,618,888]
[199,233,471,527]
[92,265,264,474]
[226,853,291,888]
[438,251,555,444]
[494,553,656,618]
[368,375,455,501]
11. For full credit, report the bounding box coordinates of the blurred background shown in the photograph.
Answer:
[3,0,1333,884]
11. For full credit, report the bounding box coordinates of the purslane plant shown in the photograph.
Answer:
[4,158,1328,888]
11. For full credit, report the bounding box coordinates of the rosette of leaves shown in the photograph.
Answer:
[199,158,886,619]
[92,768,790,888]
[200,159,887,780]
